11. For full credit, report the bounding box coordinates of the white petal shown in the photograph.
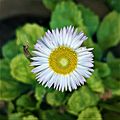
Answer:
[76,65,91,78]
[66,26,74,46]
[42,36,55,50]
[45,73,57,88]
[53,74,59,89]
[78,53,94,59]
[63,76,68,91]
[36,68,51,79]
[67,75,72,92]
[69,75,77,89]
[46,30,58,47]
[76,47,93,53]
[31,57,48,62]
[32,64,48,73]
[72,71,81,85]
[31,61,47,66]
[78,61,94,67]
[78,51,92,57]
[59,76,64,91]
[75,70,86,84]
[32,51,48,58]
[71,33,87,49]
[41,70,54,85]
[35,42,51,55]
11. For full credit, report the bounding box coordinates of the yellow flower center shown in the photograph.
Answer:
[49,46,77,75]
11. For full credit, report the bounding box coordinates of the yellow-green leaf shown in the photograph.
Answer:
[67,86,99,115]
[10,54,36,84]
[77,107,102,120]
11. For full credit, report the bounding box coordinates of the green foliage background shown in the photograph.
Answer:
[0,0,120,120]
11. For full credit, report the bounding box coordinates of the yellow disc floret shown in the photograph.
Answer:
[49,46,77,75]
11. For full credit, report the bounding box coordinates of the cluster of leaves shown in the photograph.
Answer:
[0,0,120,120]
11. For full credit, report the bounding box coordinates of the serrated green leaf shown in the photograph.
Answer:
[41,110,75,120]
[23,115,38,120]
[67,86,99,115]
[10,54,36,84]
[87,69,105,93]
[97,11,120,50]
[16,23,45,52]
[106,0,120,12]
[2,40,20,60]
[77,107,102,120]
[103,77,120,96]
[46,91,65,107]
[78,4,99,36]
[95,61,111,77]
[50,1,84,29]
[16,94,36,111]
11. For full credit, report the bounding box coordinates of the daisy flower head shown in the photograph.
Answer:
[31,26,94,92]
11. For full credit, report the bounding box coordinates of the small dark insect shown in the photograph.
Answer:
[23,45,32,61]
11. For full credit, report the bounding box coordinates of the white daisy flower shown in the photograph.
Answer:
[31,26,94,92]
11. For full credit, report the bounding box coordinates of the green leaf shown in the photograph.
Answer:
[97,11,120,50]
[67,86,99,115]
[103,77,120,96]
[106,0,120,12]
[2,40,20,60]
[9,113,38,120]
[40,110,75,120]
[9,112,23,120]
[0,59,29,101]
[78,4,99,36]
[10,54,36,84]
[0,114,7,120]
[0,59,11,81]
[35,85,46,103]
[16,23,45,52]
[8,102,15,113]
[77,107,102,120]
[95,61,111,78]
[50,1,84,29]
[46,91,65,107]
[42,0,60,10]
[103,111,120,120]
[16,94,36,111]
[100,102,120,113]
[106,52,115,62]
[0,80,23,101]
[92,43,103,61]
[42,0,72,10]
[87,69,105,93]
[23,115,38,120]
[107,58,120,79]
